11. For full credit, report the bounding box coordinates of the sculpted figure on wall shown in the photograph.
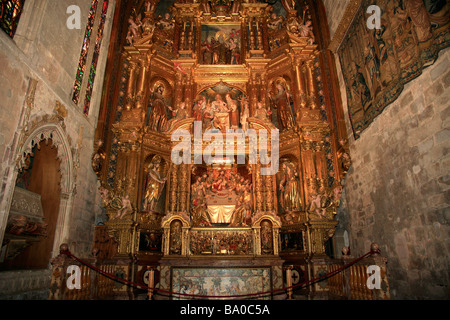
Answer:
[268,82,295,131]
[240,97,250,132]
[165,101,189,132]
[142,156,167,212]
[190,166,253,227]
[278,161,301,213]
[146,84,171,131]
[267,13,284,32]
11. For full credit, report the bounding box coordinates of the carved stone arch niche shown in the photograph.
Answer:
[3,121,75,267]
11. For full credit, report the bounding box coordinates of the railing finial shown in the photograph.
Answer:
[370,242,381,255]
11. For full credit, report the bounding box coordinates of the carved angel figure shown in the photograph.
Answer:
[267,13,284,32]
[116,195,133,219]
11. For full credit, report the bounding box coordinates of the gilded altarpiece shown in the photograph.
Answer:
[93,0,347,300]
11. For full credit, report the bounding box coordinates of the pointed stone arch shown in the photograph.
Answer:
[13,116,76,259]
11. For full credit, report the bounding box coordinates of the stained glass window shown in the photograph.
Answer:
[72,0,99,105]
[0,0,25,38]
[83,0,109,116]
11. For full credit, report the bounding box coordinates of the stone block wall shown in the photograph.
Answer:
[339,49,449,299]
[0,269,51,300]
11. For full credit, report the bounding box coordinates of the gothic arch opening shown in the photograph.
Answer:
[2,139,61,270]
[0,122,75,271]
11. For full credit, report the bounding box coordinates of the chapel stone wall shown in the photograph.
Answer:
[0,0,115,267]
[325,0,450,297]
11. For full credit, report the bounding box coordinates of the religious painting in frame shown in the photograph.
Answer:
[200,24,242,65]
[193,82,246,132]
[280,231,304,252]
[138,230,162,253]
[171,267,272,300]
[338,0,450,139]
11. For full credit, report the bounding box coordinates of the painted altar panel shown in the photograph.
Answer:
[200,24,242,65]
[280,231,304,252]
[338,0,449,138]
[189,228,254,255]
[138,230,162,253]
[171,267,272,300]
[194,83,247,132]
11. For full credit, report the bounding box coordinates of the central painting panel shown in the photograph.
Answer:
[200,24,242,65]
[171,267,272,300]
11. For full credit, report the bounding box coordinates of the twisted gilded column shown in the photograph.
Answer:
[305,60,318,110]
[264,174,274,212]
[125,60,138,110]
[254,163,263,212]
[249,18,256,50]
[256,18,263,50]
[134,57,150,109]
[169,164,179,212]
[179,164,189,213]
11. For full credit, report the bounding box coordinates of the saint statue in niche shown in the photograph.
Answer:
[268,82,295,131]
[260,220,274,254]
[142,155,167,212]
[146,83,171,131]
[169,220,182,255]
[278,161,302,212]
